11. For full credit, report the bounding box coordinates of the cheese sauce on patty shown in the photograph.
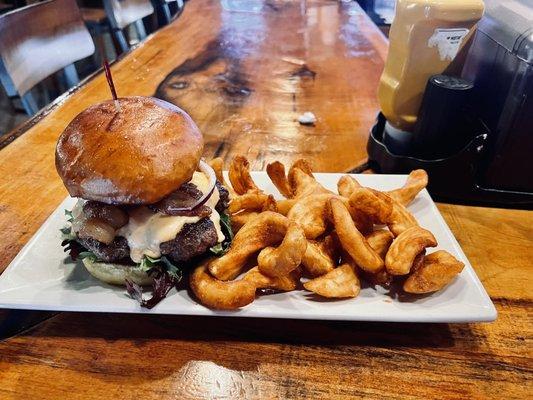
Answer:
[73,172,225,263]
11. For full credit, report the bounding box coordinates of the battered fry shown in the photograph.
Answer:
[329,198,384,273]
[385,226,437,275]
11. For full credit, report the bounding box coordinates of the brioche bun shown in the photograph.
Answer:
[56,96,203,205]
[82,258,153,286]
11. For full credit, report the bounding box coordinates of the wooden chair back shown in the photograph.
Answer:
[104,0,154,30]
[0,0,95,97]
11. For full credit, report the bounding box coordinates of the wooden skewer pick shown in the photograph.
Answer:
[103,59,120,112]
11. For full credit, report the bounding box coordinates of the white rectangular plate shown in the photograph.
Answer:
[0,173,496,322]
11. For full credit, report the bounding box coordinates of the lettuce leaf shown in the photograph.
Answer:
[61,209,183,309]
[61,236,92,261]
[125,255,182,309]
[64,209,73,222]
[125,271,177,309]
[210,212,233,256]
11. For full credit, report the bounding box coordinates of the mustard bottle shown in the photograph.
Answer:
[378,0,484,132]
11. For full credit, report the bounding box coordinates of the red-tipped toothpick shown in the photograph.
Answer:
[103,59,120,112]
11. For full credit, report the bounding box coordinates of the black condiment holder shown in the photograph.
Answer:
[367,112,533,207]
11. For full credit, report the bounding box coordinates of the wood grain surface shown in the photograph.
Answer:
[0,0,531,399]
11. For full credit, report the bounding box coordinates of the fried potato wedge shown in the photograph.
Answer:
[304,264,360,298]
[243,266,300,291]
[349,187,393,224]
[230,195,278,231]
[329,198,384,273]
[258,223,307,278]
[287,192,370,239]
[229,193,272,213]
[287,193,334,239]
[337,175,362,198]
[288,158,314,180]
[365,229,394,258]
[289,168,331,199]
[385,226,437,275]
[228,155,261,195]
[266,161,293,198]
[403,250,464,293]
[387,169,428,206]
[386,197,418,237]
[262,195,278,212]
[209,157,237,198]
[209,211,289,280]
[191,263,256,310]
[363,268,391,286]
[301,236,338,277]
[277,199,296,215]
[411,250,426,272]
[208,157,225,185]
[285,189,371,236]
[349,208,374,236]
[362,229,394,285]
[230,210,259,233]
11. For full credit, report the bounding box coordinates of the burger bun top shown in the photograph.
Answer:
[56,96,203,204]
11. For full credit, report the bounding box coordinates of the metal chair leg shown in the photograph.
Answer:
[0,59,18,98]
[161,3,172,25]
[21,91,39,115]
[112,28,129,53]
[152,0,173,27]
[63,64,80,89]
[134,19,147,40]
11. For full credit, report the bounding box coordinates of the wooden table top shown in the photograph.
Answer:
[0,0,531,398]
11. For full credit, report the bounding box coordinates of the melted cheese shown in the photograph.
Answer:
[117,172,224,263]
[71,199,87,234]
[70,172,225,263]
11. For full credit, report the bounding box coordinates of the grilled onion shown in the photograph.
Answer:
[162,160,216,215]
[77,217,116,245]
[83,201,128,229]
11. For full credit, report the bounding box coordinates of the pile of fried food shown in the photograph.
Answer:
[191,156,465,310]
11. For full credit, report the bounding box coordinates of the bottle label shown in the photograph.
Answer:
[428,28,470,61]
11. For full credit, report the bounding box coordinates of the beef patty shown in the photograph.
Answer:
[79,218,218,264]
[160,217,218,262]
[77,181,228,264]
[78,236,130,263]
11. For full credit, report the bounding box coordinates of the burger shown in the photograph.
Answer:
[56,96,231,308]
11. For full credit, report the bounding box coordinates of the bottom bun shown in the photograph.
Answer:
[82,258,153,286]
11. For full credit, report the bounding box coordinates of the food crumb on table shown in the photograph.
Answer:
[298,112,317,125]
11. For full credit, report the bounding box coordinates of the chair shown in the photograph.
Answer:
[0,0,95,115]
[151,0,182,26]
[103,0,154,53]
[79,6,120,64]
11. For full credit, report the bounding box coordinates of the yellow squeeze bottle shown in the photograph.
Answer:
[378,0,484,132]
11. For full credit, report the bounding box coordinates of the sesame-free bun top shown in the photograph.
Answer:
[56,96,203,204]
